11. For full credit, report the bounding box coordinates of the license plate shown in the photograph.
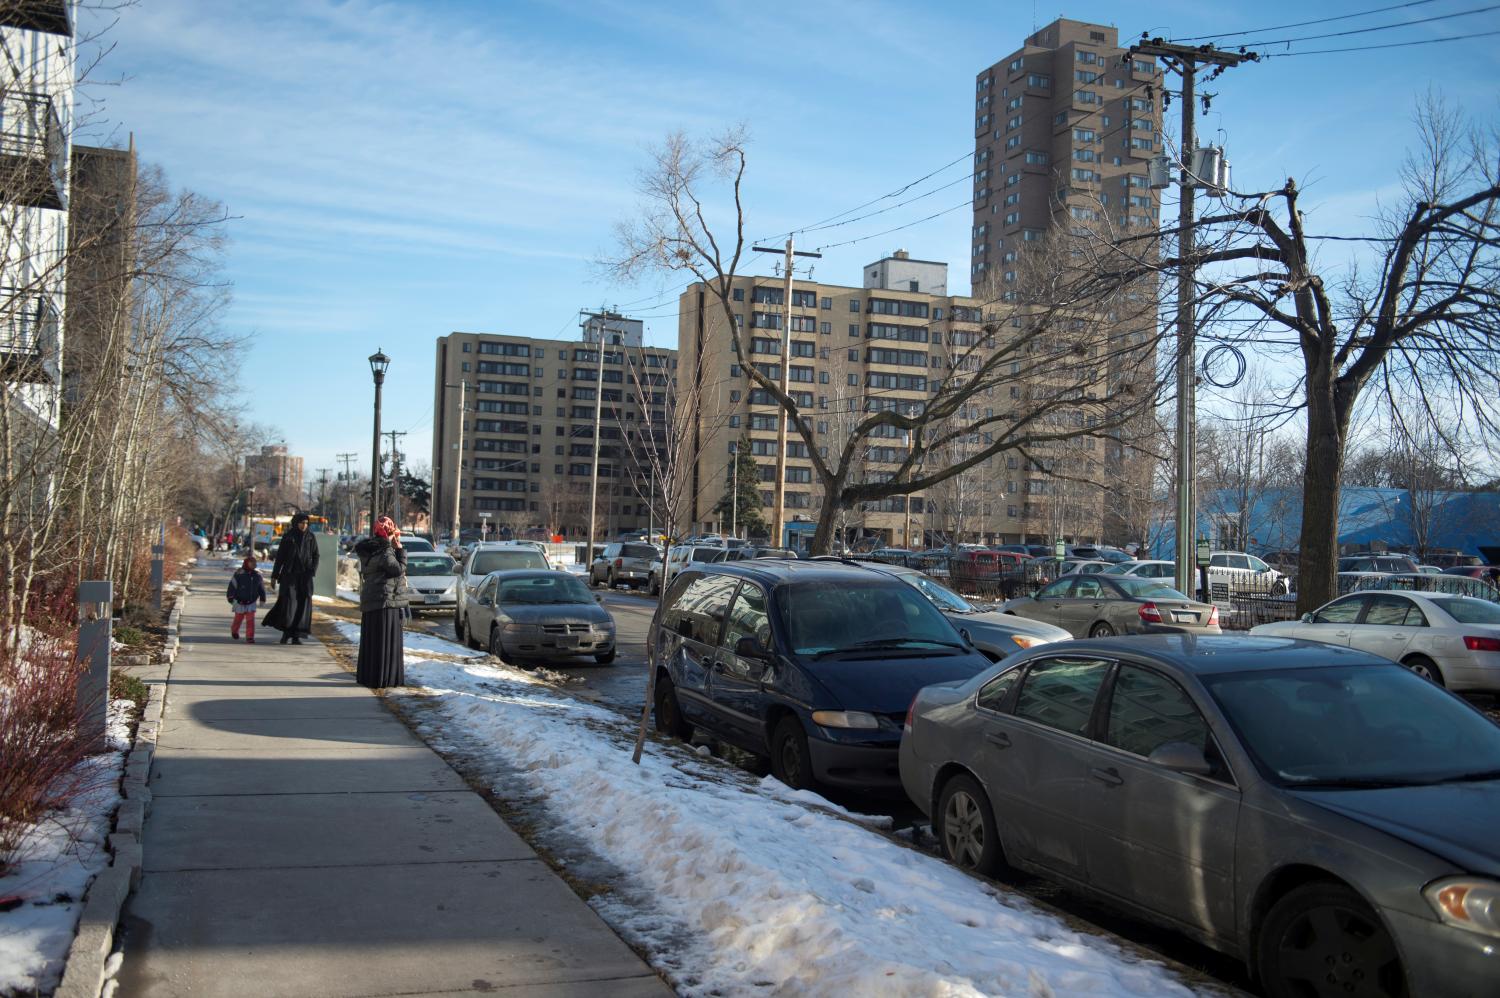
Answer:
[557,635,579,648]
[424,594,441,604]
[1172,611,1196,623]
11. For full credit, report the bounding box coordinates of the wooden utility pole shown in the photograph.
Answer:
[752,238,821,547]
[1127,37,1256,596]
[447,379,467,544]
[336,452,357,534]
[383,429,407,527]
[585,308,610,561]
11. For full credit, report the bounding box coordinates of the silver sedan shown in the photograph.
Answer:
[462,570,617,664]
[1000,574,1220,638]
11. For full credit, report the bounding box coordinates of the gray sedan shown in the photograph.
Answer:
[900,635,1500,997]
[463,570,616,664]
[1000,573,1220,638]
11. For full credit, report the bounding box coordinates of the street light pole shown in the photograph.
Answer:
[368,349,390,531]
[446,379,466,545]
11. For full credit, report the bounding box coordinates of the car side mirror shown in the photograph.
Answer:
[1147,741,1212,776]
[959,627,975,648]
[479,595,493,607]
[735,635,773,662]
[1301,612,1314,623]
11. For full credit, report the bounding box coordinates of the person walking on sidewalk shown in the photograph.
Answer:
[226,556,269,642]
[354,516,408,688]
[264,512,320,644]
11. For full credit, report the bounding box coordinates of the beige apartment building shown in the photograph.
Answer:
[973,17,1163,543]
[431,315,677,541]
[677,254,1105,549]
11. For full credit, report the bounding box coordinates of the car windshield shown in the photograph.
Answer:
[690,547,727,563]
[1207,664,1500,786]
[402,538,434,551]
[898,572,974,613]
[1102,563,1132,575]
[621,544,658,560]
[497,574,594,605]
[471,550,547,574]
[776,579,963,657]
[406,555,455,576]
[1438,597,1500,624]
[1110,577,1190,599]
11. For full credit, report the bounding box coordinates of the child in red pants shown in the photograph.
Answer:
[227,556,268,642]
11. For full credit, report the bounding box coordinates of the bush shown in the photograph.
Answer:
[113,625,146,647]
[110,671,148,711]
[0,631,103,874]
[119,602,161,632]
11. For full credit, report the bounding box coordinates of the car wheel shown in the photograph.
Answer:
[1090,621,1116,638]
[936,773,1005,876]
[594,648,616,665]
[488,626,508,662]
[462,616,481,650]
[1256,882,1406,998]
[648,575,660,596]
[1271,577,1289,596]
[1401,654,1445,687]
[653,673,693,740]
[607,570,618,590]
[770,716,817,791]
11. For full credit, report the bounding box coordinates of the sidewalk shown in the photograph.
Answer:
[117,559,670,998]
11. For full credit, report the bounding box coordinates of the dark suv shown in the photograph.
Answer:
[648,561,993,791]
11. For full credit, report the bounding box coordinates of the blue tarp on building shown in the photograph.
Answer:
[1150,486,1500,560]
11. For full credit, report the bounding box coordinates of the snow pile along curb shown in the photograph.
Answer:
[392,653,1202,997]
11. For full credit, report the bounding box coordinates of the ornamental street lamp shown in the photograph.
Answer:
[369,349,390,531]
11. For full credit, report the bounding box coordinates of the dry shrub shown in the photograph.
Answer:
[0,629,101,874]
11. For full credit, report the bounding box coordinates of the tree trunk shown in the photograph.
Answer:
[1296,384,1352,613]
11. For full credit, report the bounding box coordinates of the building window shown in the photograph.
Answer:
[848,374,858,386]
[819,321,831,334]
[849,299,860,312]
[729,390,740,403]
[848,324,860,337]
[1024,150,1048,165]
[1026,73,1049,89]
[820,296,832,309]
[732,287,744,301]
[461,361,471,371]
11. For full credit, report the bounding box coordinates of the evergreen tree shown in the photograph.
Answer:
[713,435,765,537]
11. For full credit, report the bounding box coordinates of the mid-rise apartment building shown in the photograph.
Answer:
[244,444,305,508]
[677,253,1106,548]
[431,315,677,540]
[64,141,136,403]
[1,1,74,433]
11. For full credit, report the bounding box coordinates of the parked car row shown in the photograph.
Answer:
[644,558,1500,995]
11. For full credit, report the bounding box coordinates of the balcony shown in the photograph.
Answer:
[0,91,67,209]
[0,288,59,383]
[0,1,73,36]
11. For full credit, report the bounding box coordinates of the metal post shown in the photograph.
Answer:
[370,368,385,530]
[586,312,608,559]
[730,443,738,538]
[150,522,165,611]
[75,580,112,753]
[450,379,466,545]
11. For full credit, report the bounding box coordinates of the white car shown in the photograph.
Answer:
[1250,591,1500,691]
[1104,559,1177,580]
[1207,551,1288,596]
[647,543,729,596]
[1058,559,1112,576]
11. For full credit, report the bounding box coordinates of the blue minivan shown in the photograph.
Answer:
[649,560,994,791]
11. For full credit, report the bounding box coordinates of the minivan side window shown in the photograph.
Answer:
[722,583,770,652]
[667,574,738,645]
[1014,657,1112,736]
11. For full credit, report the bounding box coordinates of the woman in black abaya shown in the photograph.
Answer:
[263,512,320,644]
[354,516,408,688]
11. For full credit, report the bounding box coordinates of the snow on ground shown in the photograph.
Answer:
[331,620,487,660]
[389,651,1200,997]
[0,700,132,994]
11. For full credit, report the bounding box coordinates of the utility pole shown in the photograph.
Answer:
[752,238,821,547]
[729,442,738,539]
[585,308,609,561]
[315,468,330,520]
[383,429,407,528]
[1127,36,1256,597]
[446,379,467,545]
[336,452,357,534]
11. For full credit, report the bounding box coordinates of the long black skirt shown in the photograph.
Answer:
[262,577,313,636]
[356,607,405,688]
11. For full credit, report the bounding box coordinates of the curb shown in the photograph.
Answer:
[53,603,174,998]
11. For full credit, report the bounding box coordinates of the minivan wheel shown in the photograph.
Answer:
[1090,621,1116,638]
[1401,655,1444,687]
[653,674,693,740]
[770,717,816,791]
[1256,882,1407,998]
[936,774,1004,876]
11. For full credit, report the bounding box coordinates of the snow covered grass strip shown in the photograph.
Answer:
[393,655,1201,997]
[330,619,488,660]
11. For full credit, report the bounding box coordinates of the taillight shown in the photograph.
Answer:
[1464,635,1500,652]
[615,558,623,569]
[1207,605,1220,627]
[905,696,917,731]
[1138,602,1163,624]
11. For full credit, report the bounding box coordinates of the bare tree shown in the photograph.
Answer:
[607,130,1167,555]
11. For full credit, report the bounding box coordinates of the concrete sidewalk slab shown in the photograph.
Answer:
[148,746,470,797]
[142,790,533,871]
[121,557,671,997]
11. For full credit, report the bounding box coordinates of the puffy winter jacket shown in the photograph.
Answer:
[354,537,408,612]
[227,569,267,605]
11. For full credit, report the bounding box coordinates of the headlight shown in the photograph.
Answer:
[1011,634,1047,650]
[502,622,536,634]
[811,710,880,730]
[1424,878,1500,939]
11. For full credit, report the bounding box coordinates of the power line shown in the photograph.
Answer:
[1238,1,1500,47]
[1169,0,1441,42]
[1259,26,1500,55]
[815,200,974,253]
[756,150,974,243]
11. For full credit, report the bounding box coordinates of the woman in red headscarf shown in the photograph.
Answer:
[353,516,408,687]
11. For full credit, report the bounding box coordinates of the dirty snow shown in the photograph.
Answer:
[391,652,1199,997]
[0,699,131,994]
[331,620,487,660]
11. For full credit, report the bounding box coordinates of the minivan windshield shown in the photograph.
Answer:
[471,549,548,574]
[1207,664,1500,787]
[776,578,964,657]
[898,572,974,613]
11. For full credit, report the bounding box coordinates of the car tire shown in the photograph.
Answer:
[936,773,1005,877]
[462,616,481,650]
[1401,654,1445,687]
[488,625,508,662]
[594,649,616,665]
[649,575,661,597]
[607,570,618,590]
[1090,621,1116,638]
[770,716,817,791]
[653,673,693,740]
[1256,882,1406,998]
[1271,577,1289,596]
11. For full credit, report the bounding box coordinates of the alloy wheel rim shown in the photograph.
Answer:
[1408,662,1433,679]
[1275,904,1402,998]
[943,791,984,868]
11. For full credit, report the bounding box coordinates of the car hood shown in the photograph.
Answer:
[500,603,611,626]
[953,609,1072,641]
[800,653,993,714]
[1293,782,1500,875]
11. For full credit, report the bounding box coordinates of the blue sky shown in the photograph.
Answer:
[73,0,1500,486]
